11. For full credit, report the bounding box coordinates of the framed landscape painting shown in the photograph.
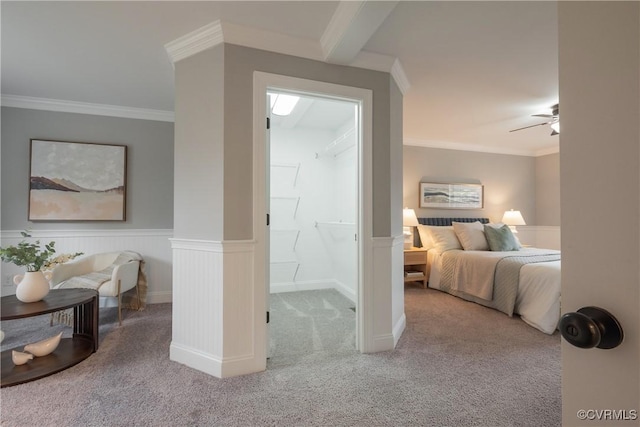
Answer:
[29,139,127,221]
[420,182,483,209]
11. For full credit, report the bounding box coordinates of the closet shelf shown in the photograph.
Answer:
[271,162,300,186]
[271,229,301,250]
[271,196,301,218]
[270,261,301,282]
[315,127,355,159]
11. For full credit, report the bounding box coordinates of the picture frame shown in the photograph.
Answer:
[29,139,127,221]
[419,182,483,209]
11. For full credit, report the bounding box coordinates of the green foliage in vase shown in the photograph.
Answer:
[0,231,56,272]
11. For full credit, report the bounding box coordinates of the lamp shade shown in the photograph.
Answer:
[502,209,526,226]
[403,208,419,227]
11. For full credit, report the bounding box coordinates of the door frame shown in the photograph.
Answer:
[253,72,374,357]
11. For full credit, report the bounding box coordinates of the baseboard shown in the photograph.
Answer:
[371,333,395,352]
[169,341,264,378]
[392,313,406,347]
[334,280,356,302]
[99,290,172,308]
[170,342,222,378]
[270,280,335,294]
[147,291,172,304]
[269,279,357,303]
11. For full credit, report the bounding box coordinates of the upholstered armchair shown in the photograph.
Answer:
[50,251,144,325]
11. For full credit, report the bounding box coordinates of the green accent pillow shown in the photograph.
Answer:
[484,224,520,251]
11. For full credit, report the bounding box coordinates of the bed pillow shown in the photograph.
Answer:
[484,224,520,251]
[452,221,489,251]
[427,226,462,252]
[416,225,433,249]
[486,222,523,248]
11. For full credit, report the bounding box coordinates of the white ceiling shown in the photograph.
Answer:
[1,1,559,156]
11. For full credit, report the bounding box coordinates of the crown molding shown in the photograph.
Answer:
[534,145,560,157]
[1,94,175,122]
[404,137,540,157]
[221,21,324,62]
[390,58,410,95]
[165,20,224,64]
[165,20,411,95]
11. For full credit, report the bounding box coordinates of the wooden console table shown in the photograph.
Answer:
[1,289,99,388]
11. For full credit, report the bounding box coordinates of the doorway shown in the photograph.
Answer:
[253,72,375,366]
[267,91,359,362]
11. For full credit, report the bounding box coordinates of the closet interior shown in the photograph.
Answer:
[269,93,358,304]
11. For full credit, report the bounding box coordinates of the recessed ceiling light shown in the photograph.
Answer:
[270,94,300,116]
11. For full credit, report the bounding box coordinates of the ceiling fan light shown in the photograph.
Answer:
[550,121,560,134]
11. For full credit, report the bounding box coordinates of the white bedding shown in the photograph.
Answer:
[427,249,561,334]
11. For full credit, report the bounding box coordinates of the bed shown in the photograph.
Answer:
[416,217,561,334]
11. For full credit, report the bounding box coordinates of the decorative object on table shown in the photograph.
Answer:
[23,332,63,357]
[501,209,526,233]
[419,182,483,209]
[42,252,84,271]
[11,350,34,366]
[0,231,56,303]
[13,271,53,303]
[402,208,419,249]
[28,139,127,221]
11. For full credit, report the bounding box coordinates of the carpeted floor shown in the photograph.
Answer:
[0,285,560,426]
[269,289,356,366]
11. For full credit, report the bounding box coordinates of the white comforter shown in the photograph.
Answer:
[428,249,561,334]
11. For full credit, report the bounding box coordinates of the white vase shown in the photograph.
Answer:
[13,271,51,303]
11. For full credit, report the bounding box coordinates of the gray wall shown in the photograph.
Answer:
[201,43,401,240]
[535,152,560,226]
[389,80,404,237]
[173,45,225,240]
[403,145,537,224]
[1,107,174,230]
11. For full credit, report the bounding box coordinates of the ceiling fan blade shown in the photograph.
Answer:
[509,122,550,132]
[532,113,554,118]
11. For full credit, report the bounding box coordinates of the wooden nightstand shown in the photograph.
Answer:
[404,248,428,288]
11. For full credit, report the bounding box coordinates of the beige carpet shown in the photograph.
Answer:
[0,285,560,426]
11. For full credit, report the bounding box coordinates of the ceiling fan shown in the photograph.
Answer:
[510,103,560,136]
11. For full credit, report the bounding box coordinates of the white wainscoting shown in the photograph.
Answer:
[391,234,406,347]
[370,236,397,352]
[0,229,173,302]
[170,239,264,378]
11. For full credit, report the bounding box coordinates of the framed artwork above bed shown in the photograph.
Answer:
[419,182,483,209]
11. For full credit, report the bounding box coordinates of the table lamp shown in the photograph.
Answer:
[502,209,526,233]
[403,208,419,249]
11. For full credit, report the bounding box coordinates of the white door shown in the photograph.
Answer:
[558,3,640,425]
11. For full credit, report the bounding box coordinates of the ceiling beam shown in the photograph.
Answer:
[321,1,398,65]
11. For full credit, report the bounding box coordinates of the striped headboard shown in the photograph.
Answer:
[418,217,490,226]
[414,217,490,247]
